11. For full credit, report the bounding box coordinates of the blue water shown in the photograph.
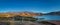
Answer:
[34,15,60,20]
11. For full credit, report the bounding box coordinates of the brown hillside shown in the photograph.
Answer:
[0,12,41,17]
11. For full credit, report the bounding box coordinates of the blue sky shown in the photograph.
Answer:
[0,0,60,13]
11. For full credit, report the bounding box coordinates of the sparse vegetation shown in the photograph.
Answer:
[13,15,38,22]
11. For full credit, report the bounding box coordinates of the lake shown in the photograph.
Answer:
[34,15,60,20]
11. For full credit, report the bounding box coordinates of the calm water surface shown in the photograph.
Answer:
[34,15,60,20]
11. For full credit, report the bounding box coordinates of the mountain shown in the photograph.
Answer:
[45,11,60,15]
[0,12,43,17]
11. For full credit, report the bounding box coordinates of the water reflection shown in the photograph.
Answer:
[34,15,60,20]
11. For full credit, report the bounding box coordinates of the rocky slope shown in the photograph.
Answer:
[0,12,42,17]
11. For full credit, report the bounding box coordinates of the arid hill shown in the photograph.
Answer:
[0,12,42,17]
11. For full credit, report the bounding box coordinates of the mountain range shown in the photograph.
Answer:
[0,12,42,17]
[44,11,60,15]
[0,11,60,17]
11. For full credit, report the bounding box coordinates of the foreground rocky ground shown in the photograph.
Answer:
[0,21,58,25]
[0,16,59,25]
